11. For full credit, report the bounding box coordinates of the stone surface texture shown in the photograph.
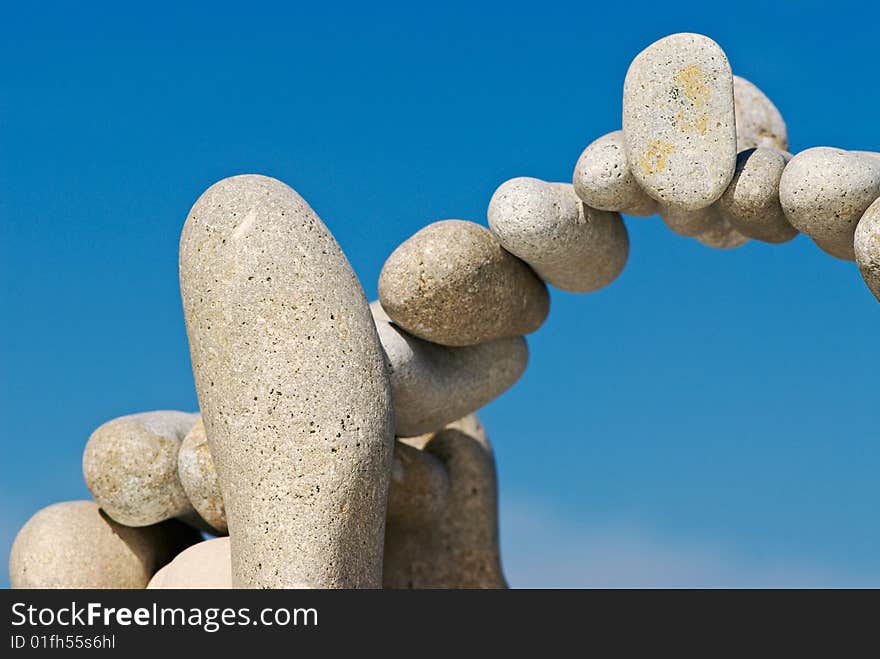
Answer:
[488,178,629,292]
[179,174,394,588]
[378,220,549,346]
[386,440,451,528]
[82,411,200,527]
[9,500,199,589]
[623,33,736,210]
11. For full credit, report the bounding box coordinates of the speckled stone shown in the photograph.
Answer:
[855,197,880,302]
[178,418,227,535]
[488,178,629,292]
[383,414,507,588]
[386,440,451,528]
[572,131,658,216]
[82,411,200,527]
[779,147,880,261]
[179,174,394,589]
[371,301,527,436]
[718,148,797,243]
[9,500,199,589]
[378,220,549,346]
[733,76,789,152]
[623,33,736,210]
[147,537,232,589]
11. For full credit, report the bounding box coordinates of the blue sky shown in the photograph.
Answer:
[2,1,878,588]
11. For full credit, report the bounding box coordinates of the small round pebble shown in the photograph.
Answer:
[9,500,199,589]
[488,178,629,293]
[718,148,797,243]
[83,411,200,527]
[733,76,788,152]
[378,220,550,346]
[779,147,880,261]
[855,197,880,302]
[178,418,227,535]
[572,131,658,216]
[623,33,737,210]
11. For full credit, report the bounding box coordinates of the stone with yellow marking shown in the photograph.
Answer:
[623,33,737,211]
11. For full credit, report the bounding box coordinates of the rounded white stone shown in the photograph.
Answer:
[488,177,629,292]
[572,130,658,216]
[733,75,788,152]
[779,147,880,261]
[623,33,737,210]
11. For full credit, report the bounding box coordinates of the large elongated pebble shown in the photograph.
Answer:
[623,33,737,210]
[83,411,200,527]
[9,501,199,589]
[572,131,658,216]
[378,220,549,346]
[718,148,797,243]
[779,147,880,261]
[148,537,232,589]
[488,178,629,292]
[383,414,507,588]
[855,197,880,301]
[371,301,527,436]
[178,418,227,535]
[733,76,788,152]
[179,174,394,588]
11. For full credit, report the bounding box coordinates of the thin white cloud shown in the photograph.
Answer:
[500,498,877,588]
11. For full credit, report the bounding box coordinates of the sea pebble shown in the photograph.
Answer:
[855,197,880,301]
[177,418,227,535]
[180,174,394,588]
[623,33,737,210]
[371,301,528,436]
[82,411,200,527]
[9,500,199,589]
[147,537,232,589]
[718,148,797,243]
[378,220,549,346]
[572,131,658,216]
[383,414,507,588]
[488,178,629,292]
[779,147,880,260]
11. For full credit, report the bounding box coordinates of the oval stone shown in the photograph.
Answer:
[82,411,200,527]
[386,440,451,528]
[178,418,227,535]
[371,301,528,436]
[572,131,658,216]
[693,211,749,249]
[779,147,880,261]
[179,174,394,588]
[378,220,549,346]
[10,500,199,589]
[623,33,737,210]
[718,148,797,243]
[733,76,789,152]
[855,197,880,302]
[384,414,507,588]
[488,178,629,292]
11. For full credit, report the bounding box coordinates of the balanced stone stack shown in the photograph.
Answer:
[10,31,880,589]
